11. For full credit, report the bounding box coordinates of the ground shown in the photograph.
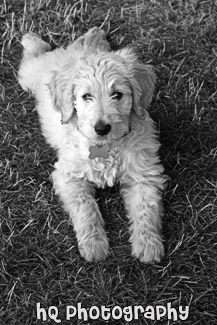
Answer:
[0,0,217,324]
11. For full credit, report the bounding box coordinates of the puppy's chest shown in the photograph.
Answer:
[60,144,122,188]
[83,148,121,187]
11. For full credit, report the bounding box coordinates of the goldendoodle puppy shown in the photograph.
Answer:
[18,27,166,263]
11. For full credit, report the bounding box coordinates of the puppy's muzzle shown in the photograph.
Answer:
[94,120,111,136]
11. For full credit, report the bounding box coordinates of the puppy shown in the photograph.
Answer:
[18,27,166,263]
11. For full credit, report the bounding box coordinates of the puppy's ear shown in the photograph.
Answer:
[132,64,156,117]
[48,70,75,124]
[116,48,156,118]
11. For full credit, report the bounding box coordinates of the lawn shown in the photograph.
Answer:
[1,0,217,324]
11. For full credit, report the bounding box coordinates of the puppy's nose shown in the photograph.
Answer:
[94,121,111,136]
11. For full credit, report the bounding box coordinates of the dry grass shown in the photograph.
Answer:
[1,0,217,324]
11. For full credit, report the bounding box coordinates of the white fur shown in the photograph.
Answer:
[18,27,166,263]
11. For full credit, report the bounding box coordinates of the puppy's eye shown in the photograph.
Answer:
[111,91,123,100]
[82,94,92,101]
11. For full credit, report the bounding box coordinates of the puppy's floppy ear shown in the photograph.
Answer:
[132,64,156,117]
[116,48,156,118]
[48,69,75,124]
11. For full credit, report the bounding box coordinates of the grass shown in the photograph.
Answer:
[1,0,217,324]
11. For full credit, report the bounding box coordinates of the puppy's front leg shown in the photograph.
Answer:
[121,181,164,263]
[52,168,109,262]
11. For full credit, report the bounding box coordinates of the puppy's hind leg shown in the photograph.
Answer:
[21,32,51,60]
[83,27,111,52]
[68,27,110,53]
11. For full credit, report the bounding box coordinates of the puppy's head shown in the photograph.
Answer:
[49,49,156,144]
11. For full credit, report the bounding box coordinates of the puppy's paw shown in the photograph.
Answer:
[22,32,51,59]
[78,233,109,262]
[131,235,164,263]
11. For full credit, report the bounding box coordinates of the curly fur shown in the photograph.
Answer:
[18,27,166,263]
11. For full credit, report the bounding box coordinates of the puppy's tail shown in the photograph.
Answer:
[18,33,51,94]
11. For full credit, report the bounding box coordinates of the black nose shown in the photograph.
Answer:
[94,121,111,136]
